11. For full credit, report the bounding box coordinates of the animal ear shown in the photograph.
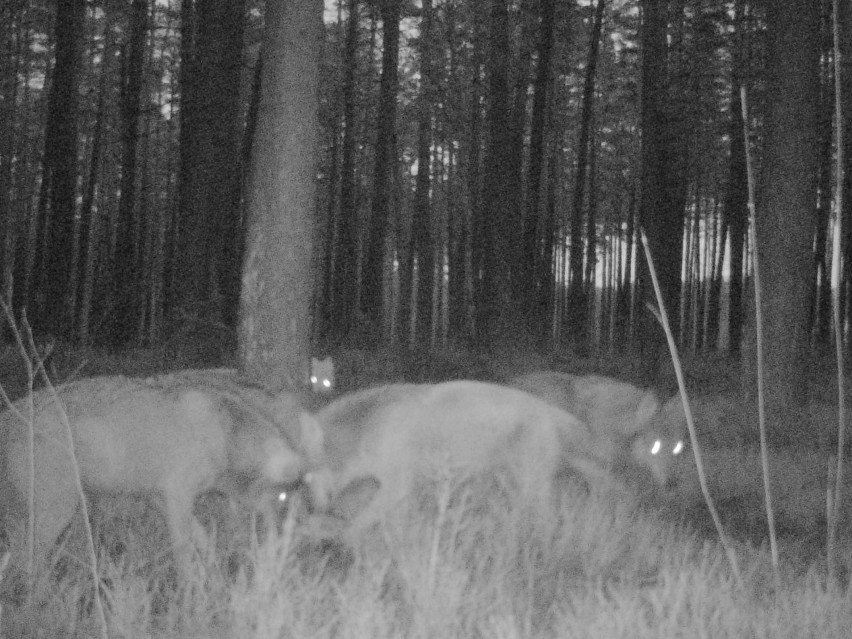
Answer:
[635,392,661,425]
[329,476,381,521]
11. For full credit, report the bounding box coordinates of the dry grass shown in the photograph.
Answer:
[2,472,851,638]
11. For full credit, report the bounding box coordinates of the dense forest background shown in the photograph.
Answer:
[0,1,842,403]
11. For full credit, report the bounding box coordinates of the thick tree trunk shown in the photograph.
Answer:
[35,0,85,338]
[330,0,361,341]
[840,0,852,352]
[638,0,684,373]
[445,2,477,344]
[812,33,834,348]
[238,0,322,390]
[705,203,723,349]
[111,0,148,345]
[724,0,748,355]
[523,0,557,342]
[480,0,521,345]
[467,19,486,339]
[76,6,118,344]
[173,0,245,327]
[0,5,25,317]
[362,0,401,341]
[402,0,435,348]
[754,0,819,442]
[568,0,605,348]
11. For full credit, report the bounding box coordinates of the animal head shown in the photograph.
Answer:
[625,393,687,490]
[208,389,325,512]
[310,357,335,393]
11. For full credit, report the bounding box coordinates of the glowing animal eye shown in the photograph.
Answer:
[277,491,288,504]
[310,375,318,384]
[650,440,661,455]
[673,441,684,455]
[323,379,331,388]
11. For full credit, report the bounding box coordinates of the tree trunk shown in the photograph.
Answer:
[724,0,749,356]
[0,5,25,315]
[523,0,557,342]
[362,0,401,341]
[238,0,322,390]
[812,31,834,348]
[638,0,684,373]
[614,187,636,349]
[77,6,118,344]
[468,16,486,339]
[754,0,819,442]
[330,0,361,342]
[34,0,85,338]
[585,123,599,300]
[480,0,521,345]
[568,0,606,348]
[111,0,149,345]
[173,0,245,327]
[447,0,473,342]
[705,202,723,349]
[404,0,435,348]
[840,0,852,353]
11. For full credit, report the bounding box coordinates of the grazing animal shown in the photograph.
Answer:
[0,372,324,582]
[303,380,614,540]
[508,371,687,489]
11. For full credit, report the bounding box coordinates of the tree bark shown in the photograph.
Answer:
[568,0,605,348]
[479,0,521,344]
[329,0,361,342]
[523,0,557,343]
[173,0,245,327]
[812,12,834,348]
[34,0,85,337]
[402,0,435,348]
[724,0,749,356]
[111,0,149,345]
[840,0,852,351]
[362,0,401,341]
[239,0,323,390]
[638,0,684,371]
[754,0,819,442]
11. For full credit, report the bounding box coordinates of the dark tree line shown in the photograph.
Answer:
[0,0,845,420]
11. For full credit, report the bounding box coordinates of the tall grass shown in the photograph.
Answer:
[4,473,851,638]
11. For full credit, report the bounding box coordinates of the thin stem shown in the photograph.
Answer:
[640,230,741,585]
[740,85,780,581]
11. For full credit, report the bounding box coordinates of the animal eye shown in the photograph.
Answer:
[650,440,661,455]
[277,491,288,504]
[310,375,318,384]
[322,379,331,388]
[672,441,684,455]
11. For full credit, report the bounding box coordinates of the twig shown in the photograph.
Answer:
[0,304,37,578]
[827,0,846,585]
[740,85,780,582]
[0,307,108,639]
[639,230,741,585]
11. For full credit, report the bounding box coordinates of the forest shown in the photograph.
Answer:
[4,2,852,637]
[0,0,839,411]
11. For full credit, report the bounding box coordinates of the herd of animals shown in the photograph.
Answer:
[0,356,691,601]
